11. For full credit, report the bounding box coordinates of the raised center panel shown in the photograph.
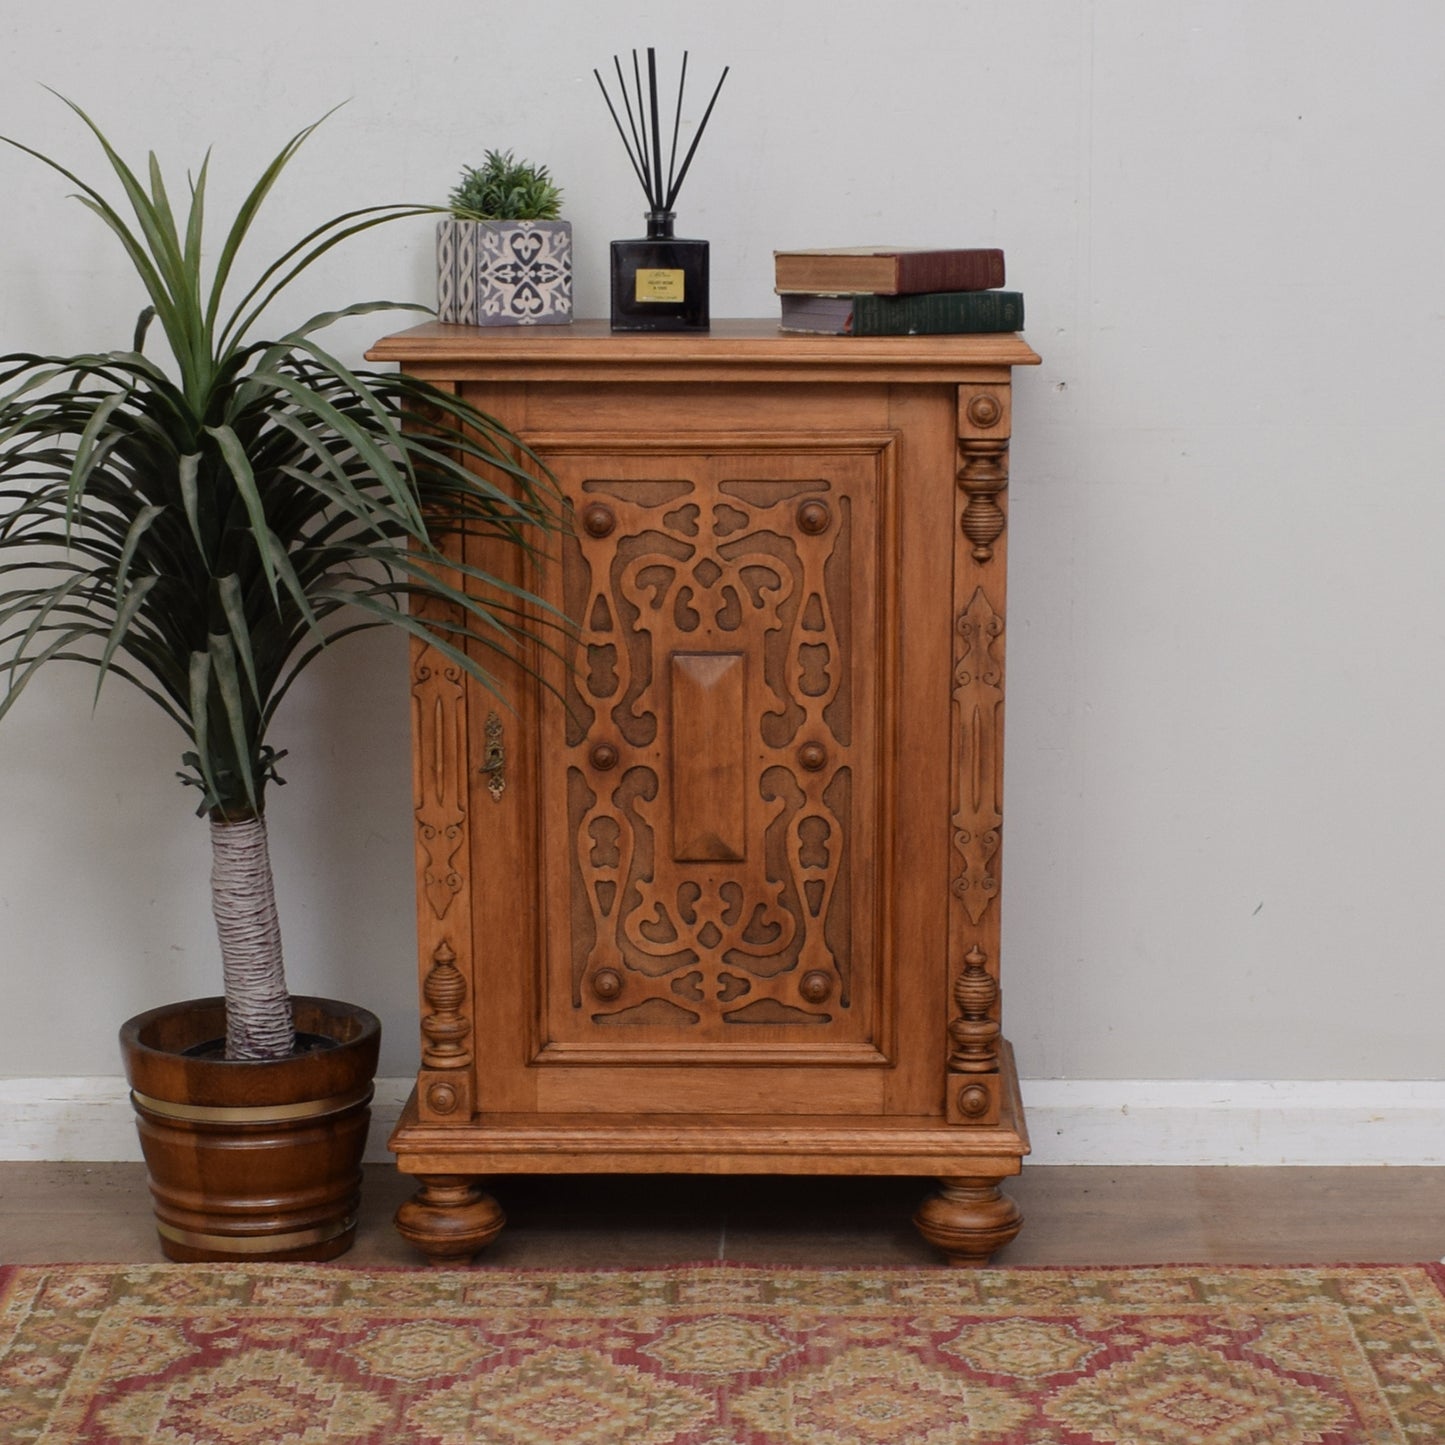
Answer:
[536,441,897,1073]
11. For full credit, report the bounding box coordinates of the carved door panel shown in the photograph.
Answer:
[535,441,897,1070]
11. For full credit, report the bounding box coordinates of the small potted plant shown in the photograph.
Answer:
[0,100,563,1260]
[437,148,572,326]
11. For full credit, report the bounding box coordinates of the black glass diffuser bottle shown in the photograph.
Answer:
[610,209,709,331]
[595,48,728,332]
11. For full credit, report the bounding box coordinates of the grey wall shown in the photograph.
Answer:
[3,0,1443,1082]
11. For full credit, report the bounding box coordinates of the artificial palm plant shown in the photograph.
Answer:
[0,100,561,1062]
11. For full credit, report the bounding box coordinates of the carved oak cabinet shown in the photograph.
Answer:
[367,320,1041,1264]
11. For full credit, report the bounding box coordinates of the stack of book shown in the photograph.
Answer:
[774,246,1023,336]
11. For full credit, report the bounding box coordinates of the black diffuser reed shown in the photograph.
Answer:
[595,48,728,330]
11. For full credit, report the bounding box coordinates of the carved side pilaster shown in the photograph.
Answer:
[947,383,1012,1127]
[411,632,475,1125]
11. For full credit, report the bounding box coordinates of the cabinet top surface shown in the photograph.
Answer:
[366,319,1042,375]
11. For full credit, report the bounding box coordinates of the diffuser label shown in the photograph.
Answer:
[635,268,685,303]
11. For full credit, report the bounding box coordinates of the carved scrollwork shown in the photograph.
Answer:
[412,659,467,920]
[951,588,1004,924]
[560,473,867,1029]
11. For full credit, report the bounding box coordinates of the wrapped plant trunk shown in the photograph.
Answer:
[210,814,292,1059]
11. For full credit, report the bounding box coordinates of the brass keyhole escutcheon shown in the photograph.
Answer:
[481,712,505,802]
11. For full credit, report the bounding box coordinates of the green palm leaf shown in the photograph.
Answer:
[0,99,568,1058]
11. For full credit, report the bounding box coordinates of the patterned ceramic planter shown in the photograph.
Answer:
[437,218,573,327]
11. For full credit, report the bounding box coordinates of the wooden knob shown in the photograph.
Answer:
[800,970,833,1004]
[592,969,623,1000]
[967,394,1002,429]
[798,742,828,772]
[582,503,616,537]
[590,742,619,772]
[797,501,831,534]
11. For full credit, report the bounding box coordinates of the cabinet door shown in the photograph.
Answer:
[527,439,902,1104]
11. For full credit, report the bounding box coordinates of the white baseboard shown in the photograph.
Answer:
[0,1077,416,1166]
[1,1077,1442,1166]
[1018,1080,1445,1166]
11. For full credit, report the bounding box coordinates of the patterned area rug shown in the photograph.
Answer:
[2,1263,1443,1443]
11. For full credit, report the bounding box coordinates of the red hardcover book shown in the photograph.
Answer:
[774,246,1005,296]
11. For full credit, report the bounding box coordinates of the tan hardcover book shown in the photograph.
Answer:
[774,246,1005,295]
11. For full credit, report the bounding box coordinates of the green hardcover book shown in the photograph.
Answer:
[779,289,1025,336]
[850,289,1024,335]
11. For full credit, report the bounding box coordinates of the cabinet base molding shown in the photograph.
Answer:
[390,1044,1028,1264]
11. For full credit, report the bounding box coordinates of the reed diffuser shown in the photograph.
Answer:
[595,48,728,331]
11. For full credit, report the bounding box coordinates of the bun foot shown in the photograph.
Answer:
[913,1175,1023,1266]
[395,1174,505,1265]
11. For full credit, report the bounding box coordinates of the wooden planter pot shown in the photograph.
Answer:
[119,996,381,1262]
[436,218,573,326]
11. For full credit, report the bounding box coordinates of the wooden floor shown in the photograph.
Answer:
[2,1163,1440,1266]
